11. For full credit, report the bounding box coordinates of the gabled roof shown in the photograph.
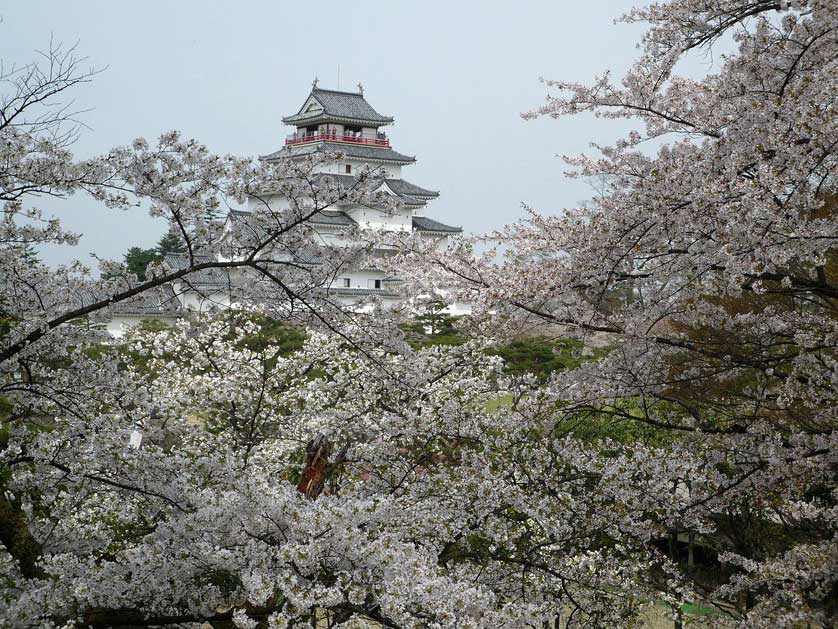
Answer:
[283,88,394,127]
[307,173,436,207]
[384,190,425,208]
[385,178,439,199]
[308,209,357,227]
[263,141,416,165]
[412,216,462,234]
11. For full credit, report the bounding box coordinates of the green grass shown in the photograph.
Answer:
[656,599,730,617]
[486,395,514,413]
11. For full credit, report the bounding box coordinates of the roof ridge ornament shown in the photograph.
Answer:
[312,76,319,89]
[357,81,364,95]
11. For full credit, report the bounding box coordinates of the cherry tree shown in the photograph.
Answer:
[1,37,615,629]
[3,1,838,627]
[390,0,838,625]
[4,306,711,628]
[0,39,466,629]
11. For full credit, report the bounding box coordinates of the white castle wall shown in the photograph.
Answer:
[312,160,401,178]
[346,206,412,231]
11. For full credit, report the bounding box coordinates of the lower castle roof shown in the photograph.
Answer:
[226,207,461,236]
[263,141,416,165]
[310,173,437,208]
[412,216,462,233]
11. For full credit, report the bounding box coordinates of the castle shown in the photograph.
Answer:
[107,83,463,336]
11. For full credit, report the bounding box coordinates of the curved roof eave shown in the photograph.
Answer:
[282,113,394,127]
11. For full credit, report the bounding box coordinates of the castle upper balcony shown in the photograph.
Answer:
[285,130,390,147]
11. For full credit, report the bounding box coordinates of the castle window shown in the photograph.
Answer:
[345,164,352,174]
[341,278,351,288]
[368,279,382,289]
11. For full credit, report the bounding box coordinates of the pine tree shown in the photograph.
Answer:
[20,244,39,267]
[155,228,186,256]
[123,246,160,281]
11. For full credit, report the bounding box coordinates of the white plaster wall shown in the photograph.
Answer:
[331,269,387,290]
[377,163,401,178]
[346,206,412,231]
[313,161,401,178]
[445,301,472,316]
[333,292,402,313]
[309,230,341,246]
[172,285,231,312]
[107,315,178,338]
[246,194,291,213]
[107,316,143,338]
[419,232,454,252]
[310,160,400,179]
[313,160,362,175]
[350,160,401,179]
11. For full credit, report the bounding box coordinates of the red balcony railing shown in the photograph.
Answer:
[285,131,390,147]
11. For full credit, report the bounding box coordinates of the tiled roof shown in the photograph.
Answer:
[412,216,462,233]
[228,207,356,230]
[227,209,254,223]
[263,141,416,165]
[308,209,356,226]
[305,173,435,207]
[283,88,394,126]
[393,193,426,208]
[293,250,323,266]
[74,284,183,316]
[385,178,438,199]
[224,208,460,237]
[162,253,231,287]
[327,286,400,298]
[112,286,183,316]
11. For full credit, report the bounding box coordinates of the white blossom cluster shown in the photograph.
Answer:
[2,1,837,627]
[383,0,838,626]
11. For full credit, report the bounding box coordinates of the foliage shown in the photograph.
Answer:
[122,246,160,281]
[19,245,39,268]
[2,4,838,628]
[108,227,199,283]
[401,303,465,348]
[403,317,593,382]
[236,313,307,357]
[154,228,186,257]
[488,336,584,381]
[390,0,838,625]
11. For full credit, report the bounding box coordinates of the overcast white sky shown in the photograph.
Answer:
[3,1,647,267]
